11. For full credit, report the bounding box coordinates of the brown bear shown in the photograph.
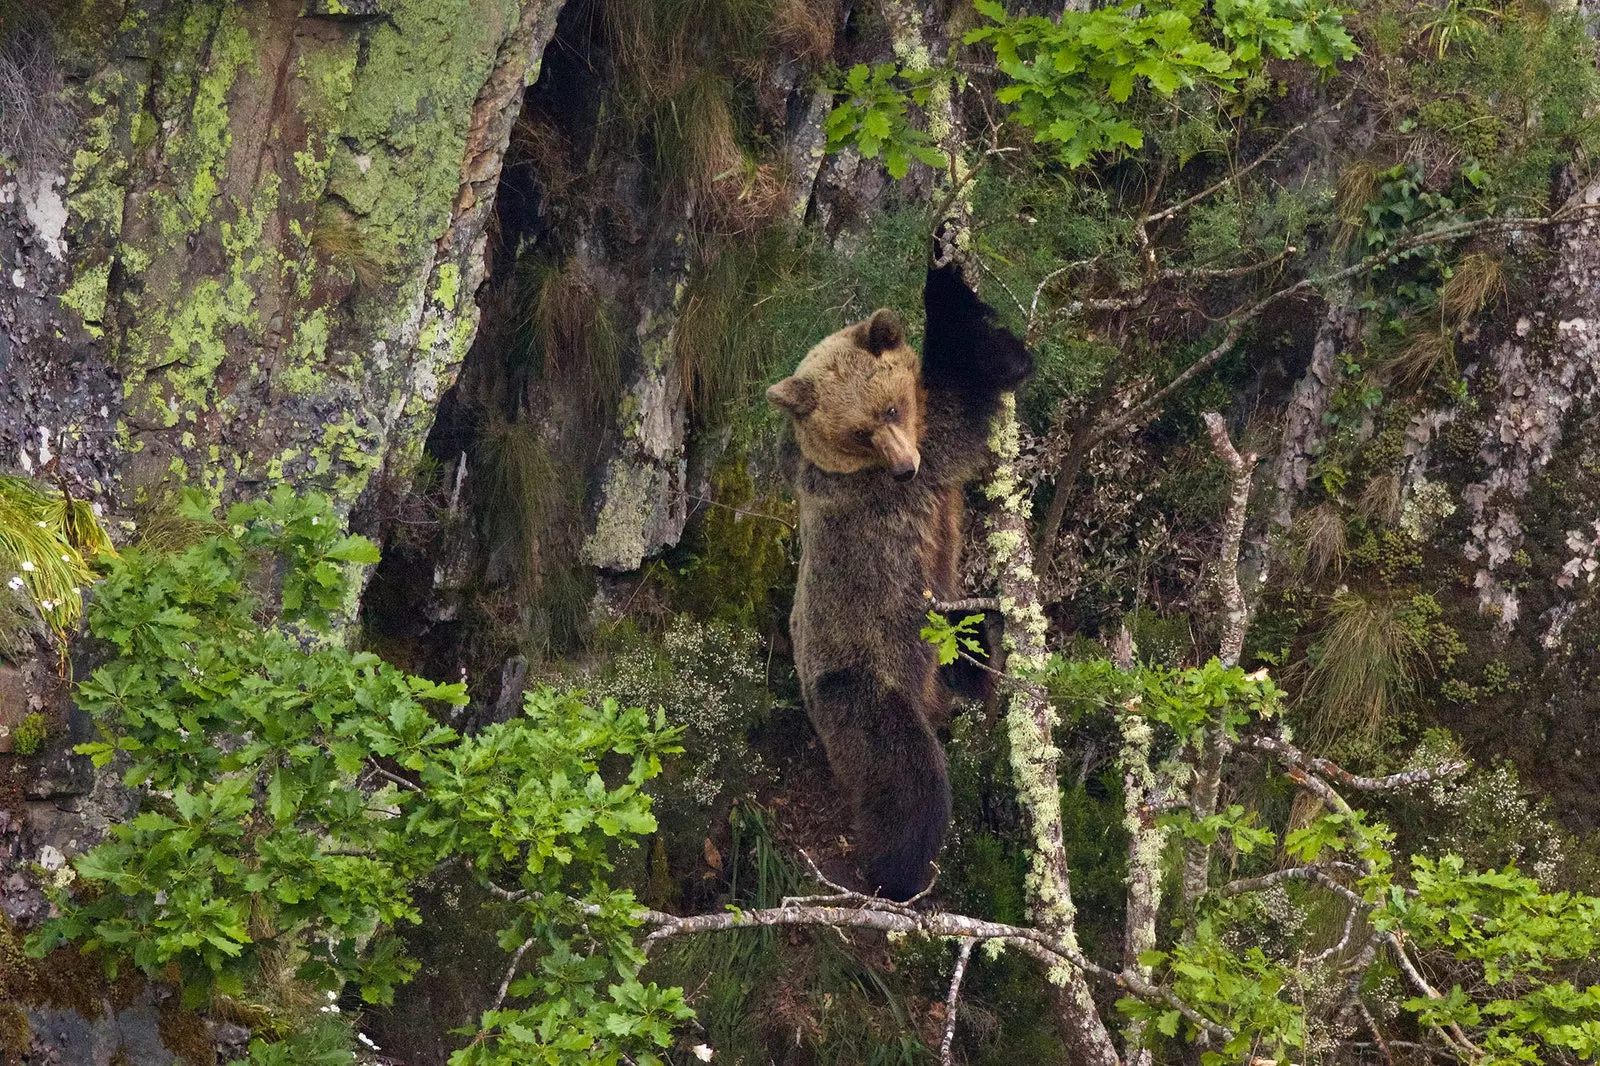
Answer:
[767,252,1034,900]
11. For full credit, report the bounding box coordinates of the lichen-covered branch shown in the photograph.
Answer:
[1118,688,1170,1066]
[1243,736,1469,797]
[984,391,1121,1066]
[635,897,1230,1044]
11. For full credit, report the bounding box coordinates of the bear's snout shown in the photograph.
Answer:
[892,462,917,482]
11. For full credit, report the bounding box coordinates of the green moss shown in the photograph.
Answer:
[659,428,794,629]
[11,713,48,756]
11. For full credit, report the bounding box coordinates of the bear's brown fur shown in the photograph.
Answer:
[768,256,1033,900]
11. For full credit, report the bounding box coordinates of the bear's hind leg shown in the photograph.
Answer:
[808,669,952,901]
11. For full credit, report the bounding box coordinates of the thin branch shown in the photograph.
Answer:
[1182,414,1255,908]
[1085,207,1600,450]
[1158,246,1297,283]
[932,597,1002,614]
[636,899,1233,1042]
[367,759,423,794]
[1028,258,1098,339]
[1219,866,1362,906]
[977,258,1030,321]
[940,938,977,1066]
[1308,900,1362,965]
[1145,108,1334,226]
[493,937,535,1010]
[1243,735,1468,793]
[673,491,796,533]
[958,649,1009,681]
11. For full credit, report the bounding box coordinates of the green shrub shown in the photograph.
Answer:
[29,489,691,1065]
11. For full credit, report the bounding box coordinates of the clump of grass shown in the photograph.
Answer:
[677,247,768,416]
[1383,327,1454,393]
[1296,502,1348,580]
[653,75,742,203]
[527,259,622,418]
[771,0,836,60]
[1358,474,1403,526]
[1440,251,1505,323]
[0,19,73,161]
[1334,162,1379,252]
[475,416,559,591]
[0,476,114,645]
[310,205,392,293]
[1302,589,1426,743]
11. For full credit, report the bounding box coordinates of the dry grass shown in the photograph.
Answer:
[0,21,73,161]
[528,259,622,418]
[310,206,391,293]
[1383,327,1454,393]
[1302,589,1425,744]
[771,0,835,61]
[1296,502,1348,580]
[1440,252,1505,324]
[1358,474,1403,527]
[1334,162,1380,253]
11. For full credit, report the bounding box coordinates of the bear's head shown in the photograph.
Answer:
[767,309,925,481]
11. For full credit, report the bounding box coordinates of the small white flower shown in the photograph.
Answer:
[35,521,46,529]
[358,1034,381,1050]
[311,516,320,525]
[60,553,70,562]
[19,560,34,572]
[693,1046,714,1062]
[7,576,22,591]
[39,600,54,611]
[70,587,80,595]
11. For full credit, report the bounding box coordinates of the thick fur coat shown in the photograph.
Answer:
[767,258,1034,900]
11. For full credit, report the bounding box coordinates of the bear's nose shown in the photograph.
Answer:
[893,465,917,482]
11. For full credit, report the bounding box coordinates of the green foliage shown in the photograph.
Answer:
[967,0,1354,166]
[29,490,693,1064]
[1125,921,1305,1066]
[921,610,986,666]
[1371,857,1600,1064]
[826,0,1355,173]
[433,690,691,1066]
[824,64,949,179]
[9,711,47,755]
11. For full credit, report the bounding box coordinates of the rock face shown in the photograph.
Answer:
[0,0,562,521]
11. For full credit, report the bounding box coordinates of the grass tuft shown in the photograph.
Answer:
[1383,327,1454,394]
[0,476,115,647]
[1296,502,1348,580]
[1302,589,1425,744]
[527,259,622,419]
[1440,251,1505,323]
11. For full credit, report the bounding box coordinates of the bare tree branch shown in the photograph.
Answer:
[1243,735,1468,794]
[1220,865,1363,906]
[494,937,536,1011]
[940,938,977,1066]
[1182,414,1257,909]
[1145,111,1332,226]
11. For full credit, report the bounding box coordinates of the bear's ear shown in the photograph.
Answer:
[863,309,904,356]
[767,375,817,417]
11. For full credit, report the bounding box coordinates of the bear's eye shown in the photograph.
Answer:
[884,406,898,422]
[853,428,874,445]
